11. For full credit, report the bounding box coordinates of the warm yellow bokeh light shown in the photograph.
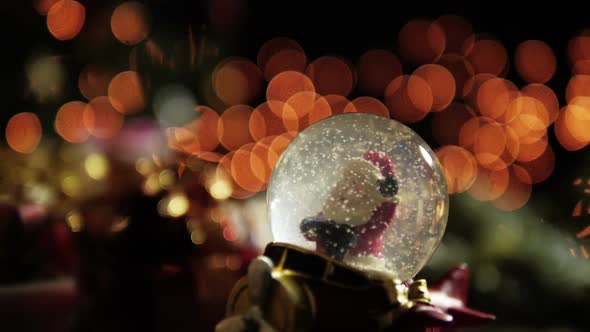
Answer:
[84,153,109,180]
[210,179,233,200]
[166,193,190,218]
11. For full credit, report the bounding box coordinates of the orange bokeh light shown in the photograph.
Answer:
[344,97,389,117]
[572,59,590,75]
[268,132,297,169]
[435,145,478,194]
[492,165,532,211]
[398,19,446,64]
[465,38,508,76]
[46,0,85,41]
[6,113,42,154]
[516,145,555,184]
[213,57,263,106]
[108,71,145,114]
[356,49,403,97]
[459,116,494,150]
[55,101,89,143]
[266,71,315,116]
[304,96,333,126]
[110,1,151,46]
[83,96,124,139]
[264,49,307,81]
[78,64,115,101]
[413,64,456,111]
[35,0,60,15]
[567,35,590,67]
[474,122,519,171]
[516,133,548,163]
[306,56,355,96]
[181,106,221,153]
[431,102,475,146]
[476,77,518,121]
[562,101,590,144]
[218,105,254,151]
[252,136,279,186]
[437,54,475,100]
[257,37,305,77]
[217,152,256,199]
[514,40,556,84]
[521,84,559,123]
[231,143,267,193]
[250,101,298,141]
[565,74,590,102]
[462,73,495,105]
[435,15,474,54]
[506,96,550,144]
[384,75,433,123]
[467,166,510,201]
[554,106,588,151]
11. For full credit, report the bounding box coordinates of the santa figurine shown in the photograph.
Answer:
[300,150,399,272]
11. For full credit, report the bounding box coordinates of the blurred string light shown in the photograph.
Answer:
[110,1,151,46]
[153,84,198,128]
[46,0,86,41]
[158,192,190,218]
[6,113,42,154]
[84,153,109,180]
[26,55,65,102]
[108,70,145,115]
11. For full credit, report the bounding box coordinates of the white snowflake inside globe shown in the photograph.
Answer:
[267,113,449,280]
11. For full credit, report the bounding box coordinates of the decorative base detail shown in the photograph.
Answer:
[216,243,494,332]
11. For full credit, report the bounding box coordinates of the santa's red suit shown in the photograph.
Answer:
[300,151,399,263]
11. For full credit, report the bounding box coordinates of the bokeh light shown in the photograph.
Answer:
[78,64,115,101]
[218,104,254,150]
[181,106,220,153]
[266,71,315,109]
[465,38,508,76]
[55,101,89,143]
[84,153,110,180]
[257,37,305,80]
[398,19,446,64]
[6,113,43,154]
[213,57,263,106]
[356,49,403,97]
[431,102,475,146]
[516,145,555,184]
[46,0,86,41]
[514,40,556,84]
[492,165,532,211]
[108,70,145,114]
[435,14,474,54]
[413,64,456,111]
[231,143,266,192]
[521,83,559,123]
[384,74,433,123]
[566,74,590,102]
[83,96,124,139]
[249,101,297,140]
[110,1,151,46]
[436,145,478,194]
[305,56,354,96]
[467,166,510,201]
[555,105,588,151]
[437,54,475,100]
[26,55,65,103]
[345,97,389,117]
[264,49,307,82]
[153,84,198,128]
[476,77,518,121]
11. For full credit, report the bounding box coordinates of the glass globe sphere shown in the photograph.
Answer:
[267,113,448,280]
